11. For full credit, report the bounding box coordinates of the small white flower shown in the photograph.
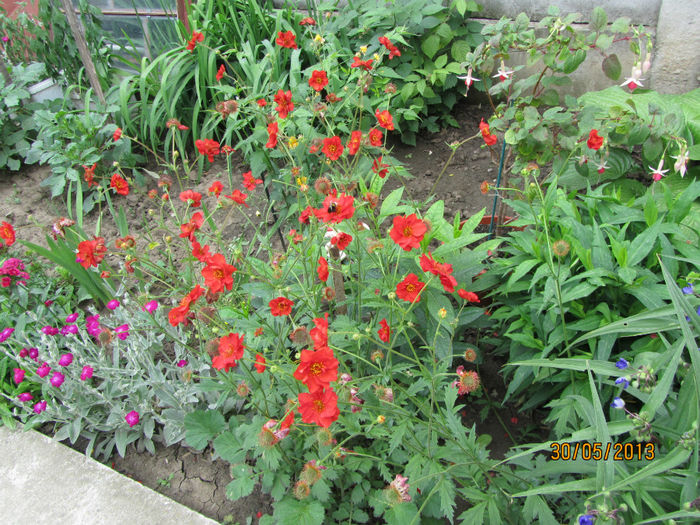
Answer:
[672,150,689,177]
[620,64,644,91]
[649,159,669,182]
[493,61,513,81]
[457,67,480,96]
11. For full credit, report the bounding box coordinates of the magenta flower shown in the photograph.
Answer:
[0,327,14,343]
[36,362,51,378]
[125,410,140,427]
[33,400,47,414]
[143,300,158,313]
[80,365,94,381]
[1,37,9,43]
[176,359,188,367]
[115,324,130,340]
[107,299,120,310]
[65,312,79,323]
[58,353,74,367]
[28,347,38,360]
[41,326,59,336]
[50,371,65,388]
[18,393,33,402]
[44,300,53,307]
[86,314,101,337]
[13,368,25,384]
[60,324,78,335]
[19,348,28,358]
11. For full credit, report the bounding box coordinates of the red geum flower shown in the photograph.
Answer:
[347,130,362,155]
[201,252,237,294]
[330,232,352,250]
[216,64,225,82]
[378,318,391,343]
[82,164,97,188]
[225,189,249,207]
[179,211,204,242]
[254,353,266,373]
[275,30,297,49]
[396,273,426,303]
[256,99,267,107]
[375,109,395,130]
[114,235,135,250]
[479,118,497,146]
[379,36,401,59]
[326,92,342,103]
[315,191,355,224]
[457,289,480,303]
[389,213,427,251]
[166,118,188,130]
[299,206,314,225]
[420,252,457,293]
[368,127,383,147]
[76,237,107,268]
[309,70,329,92]
[191,240,210,262]
[310,313,329,350]
[195,138,220,162]
[221,145,235,155]
[274,89,294,118]
[298,388,340,428]
[294,346,339,392]
[208,181,223,197]
[351,55,373,70]
[113,127,122,141]
[317,256,329,281]
[322,136,344,161]
[179,189,202,207]
[242,171,263,190]
[110,174,129,196]
[299,17,316,26]
[212,332,245,371]
[372,156,389,178]
[266,121,279,149]
[186,30,204,51]
[0,221,16,247]
[269,296,294,316]
[587,129,604,150]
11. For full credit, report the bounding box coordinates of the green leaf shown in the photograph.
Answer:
[273,498,325,525]
[602,54,621,80]
[379,187,405,221]
[226,465,255,500]
[513,477,597,497]
[421,35,441,59]
[184,410,226,450]
[384,502,419,525]
[438,478,456,522]
[213,431,246,463]
[608,447,691,492]
[590,7,608,31]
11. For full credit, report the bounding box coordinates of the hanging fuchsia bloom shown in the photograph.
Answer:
[650,159,669,182]
[18,393,33,402]
[143,300,158,313]
[115,324,130,340]
[36,362,51,378]
[33,400,47,414]
[13,368,25,384]
[58,353,73,367]
[50,372,65,388]
[125,410,140,427]
[80,366,94,381]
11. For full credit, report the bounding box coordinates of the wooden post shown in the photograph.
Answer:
[59,0,105,104]
[176,0,190,33]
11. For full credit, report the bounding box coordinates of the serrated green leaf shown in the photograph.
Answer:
[273,498,325,525]
[213,431,246,463]
[184,410,226,450]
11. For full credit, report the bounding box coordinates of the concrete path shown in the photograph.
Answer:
[0,425,218,525]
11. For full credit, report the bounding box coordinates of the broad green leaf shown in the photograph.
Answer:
[273,498,325,525]
[184,410,226,450]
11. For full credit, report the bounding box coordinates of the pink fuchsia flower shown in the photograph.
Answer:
[125,410,140,427]
[673,149,689,177]
[33,400,47,414]
[41,326,59,336]
[620,65,644,91]
[650,159,669,182]
[176,360,188,368]
[36,362,51,378]
[28,348,38,361]
[142,300,158,313]
[13,368,25,384]
[58,353,73,367]
[457,67,480,96]
[60,324,78,335]
[50,372,65,388]
[0,327,14,342]
[80,365,94,381]
[65,312,79,323]
[18,393,33,402]
[107,299,120,310]
[115,324,130,340]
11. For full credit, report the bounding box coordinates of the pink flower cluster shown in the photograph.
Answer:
[0,258,29,288]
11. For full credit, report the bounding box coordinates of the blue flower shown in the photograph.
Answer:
[615,377,629,389]
[611,397,625,409]
[681,283,693,295]
[615,358,629,370]
[579,515,595,525]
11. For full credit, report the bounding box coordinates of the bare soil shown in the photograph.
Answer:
[2,98,522,524]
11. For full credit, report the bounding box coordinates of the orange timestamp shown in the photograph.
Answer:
[549,442,656,461]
